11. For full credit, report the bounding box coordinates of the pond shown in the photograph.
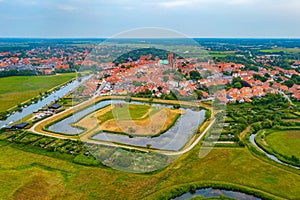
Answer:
[48,100,206,151]
[172,188,261,200]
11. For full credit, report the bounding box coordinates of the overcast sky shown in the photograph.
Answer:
[1,0,300,38]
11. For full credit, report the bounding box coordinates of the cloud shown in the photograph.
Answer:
[158,0,190,8]
[57,4,78,11]
[227,0,254,5]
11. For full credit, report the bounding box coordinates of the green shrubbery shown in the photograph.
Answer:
[73,154,100,166]
[0,130,102,166]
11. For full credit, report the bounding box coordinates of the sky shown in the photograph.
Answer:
[1,0,300,38]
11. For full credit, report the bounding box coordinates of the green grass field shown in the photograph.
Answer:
[265,130,300,159]
[97,104,152,123]
[0,73,75,112]
[208,51,237,58]
[260,48,300,53]
[110,104,152,121]
[0,141,299,199]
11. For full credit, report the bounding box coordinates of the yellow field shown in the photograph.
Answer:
[101,108,183,136]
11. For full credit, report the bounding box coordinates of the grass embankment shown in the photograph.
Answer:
[255,128,300,167]
[98,104,183,136]
[75,103,183,139]
[35,96,209,139]
[0,73,76,112]
[0,142,299,199]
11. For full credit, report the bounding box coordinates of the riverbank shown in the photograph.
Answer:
[0,73,76,113]
[32,96,212,154]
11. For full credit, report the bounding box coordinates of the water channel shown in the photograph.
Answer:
[0,75,91,128]
[172,187,261,200]
[250,134,300,170]
[48,100,206,151]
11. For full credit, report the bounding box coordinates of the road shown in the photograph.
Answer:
[30,96,216,156]
[278,90,294,105]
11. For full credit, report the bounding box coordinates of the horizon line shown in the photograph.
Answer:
[0,36,300,40]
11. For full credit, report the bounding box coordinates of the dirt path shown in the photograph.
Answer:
[239,125,252,141]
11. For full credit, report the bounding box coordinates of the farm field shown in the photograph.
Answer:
[259,48,300,53]
[0,142,299,199]
[264,130,300,159]
[0,73,75,112]
[208,50,237,58]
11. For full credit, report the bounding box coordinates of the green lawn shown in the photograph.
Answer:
[265,130,300,159]
[98,104,152,122]
[0,73,75,112]
[113,104,154,120]
[0,142,299,199]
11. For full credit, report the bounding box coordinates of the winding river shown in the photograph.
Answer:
[47,100,206,151]
[250,134,300,170]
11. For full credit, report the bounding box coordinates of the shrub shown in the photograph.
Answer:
[73,154,100,166]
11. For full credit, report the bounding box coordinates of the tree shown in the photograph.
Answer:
[233,82,242,89]
[262,119,273,128]
[283,80,295,88]
[163,76,169,82]
[253,74,267,82]
[194,90,203,100]
[252,123,262,132]
[223,71,231,76]
[264,73,271,78]
[189,70,202,80]
[249,66,259,72]
[0,112,8,120]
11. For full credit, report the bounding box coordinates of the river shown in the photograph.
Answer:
[0,75,91,128]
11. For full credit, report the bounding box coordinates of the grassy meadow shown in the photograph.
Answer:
[208,51,237,58]
[0,73,75,112]
[260,48,300,53]
[265,130,300,159]
[0,140,300,199]
[99,104,152,122]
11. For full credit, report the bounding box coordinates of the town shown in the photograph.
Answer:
[1,41,299,104]
[77,51,300,103]
[0,38,300,200]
